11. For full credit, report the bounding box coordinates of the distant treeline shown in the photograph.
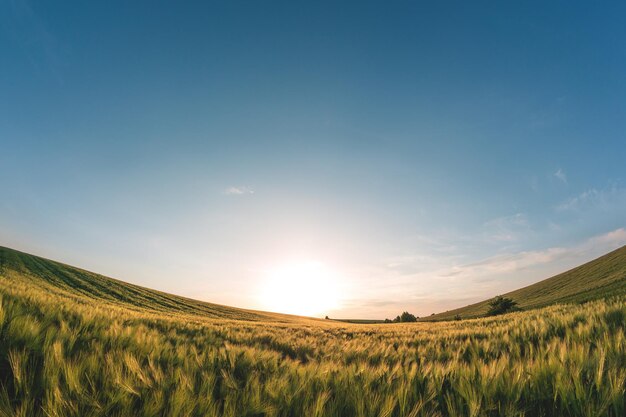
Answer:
[385,311,418,323]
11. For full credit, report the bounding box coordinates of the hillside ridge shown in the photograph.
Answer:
[0,245,303,323]
[2,244,624,323]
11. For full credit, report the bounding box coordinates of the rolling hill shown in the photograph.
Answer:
[3,244,624,324]
[428,244,626,320]
[0,245,303,323]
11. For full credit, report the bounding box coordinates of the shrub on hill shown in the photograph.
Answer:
[486,296,520,316]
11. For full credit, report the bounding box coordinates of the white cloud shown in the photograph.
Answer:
[556,186,626,212]
[554,168,567,183]
[437,227,626,284]
[556,188,600,211]
[443,246,568,280]
[587,227,626,246]
[482,213,529,243]
[335,228,626,318]
[223,186,254,196]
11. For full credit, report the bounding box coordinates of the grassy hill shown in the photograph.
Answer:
[0,246,303,323]
[428,245,626,321]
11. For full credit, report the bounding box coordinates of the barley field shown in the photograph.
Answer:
[1,248,625,417]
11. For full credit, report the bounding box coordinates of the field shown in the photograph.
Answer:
[1,246,625,416]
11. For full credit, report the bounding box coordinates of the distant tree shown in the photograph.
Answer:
[384,318,393,323]
[325,316,329,320]
[392,311,417,323]
[487,296,519,316]
[454,314,462,321]
[401,311,418,322]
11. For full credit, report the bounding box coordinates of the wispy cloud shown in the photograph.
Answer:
[556,185,626,212]
[586,227,626,246]
[223,186,254,196]
[554,168,567,183]
[346,228,626,318]
[440,228,626,283]
[443,247,568,280]
[482,213,529,243]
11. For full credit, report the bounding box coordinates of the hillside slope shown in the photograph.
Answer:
[429,245,626,320]
[0,246,301,323]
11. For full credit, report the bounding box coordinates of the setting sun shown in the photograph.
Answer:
[258,261,342,316]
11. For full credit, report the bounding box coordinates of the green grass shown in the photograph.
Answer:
[0,246,312,324]
[428,245,626,321]
[0,246,625,416]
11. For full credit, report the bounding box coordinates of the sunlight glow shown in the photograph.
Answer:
[259,261,342,316]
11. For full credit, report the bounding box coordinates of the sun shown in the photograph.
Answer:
[258,261,342,316]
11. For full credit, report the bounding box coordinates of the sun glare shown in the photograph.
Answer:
[259,261,342,316]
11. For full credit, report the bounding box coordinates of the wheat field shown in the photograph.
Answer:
[1,259,624,417]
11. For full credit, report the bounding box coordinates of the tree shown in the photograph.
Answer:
[454,314,462,321]
[392,311,418,323]
[400,311,418,322]
[486,296,519,316]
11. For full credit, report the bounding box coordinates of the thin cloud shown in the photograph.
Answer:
[557,189,600,211]
[554,169,567,183]
[587,227,626,246]
[556,185,626,212]
[445,247,569,280]
[336,228,626,318]
[440,228,626,283]
[482,213,529,243]
[223,186,254,196]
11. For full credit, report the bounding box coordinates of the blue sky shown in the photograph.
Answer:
[1,1,625,318]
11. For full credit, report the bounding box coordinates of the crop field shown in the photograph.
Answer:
[0,247,625,416]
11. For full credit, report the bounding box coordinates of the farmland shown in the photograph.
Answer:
[0,246,625,416]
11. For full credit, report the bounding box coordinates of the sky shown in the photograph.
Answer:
[1,1,625,318]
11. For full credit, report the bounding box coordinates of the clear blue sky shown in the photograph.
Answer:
[1,1,625,318]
